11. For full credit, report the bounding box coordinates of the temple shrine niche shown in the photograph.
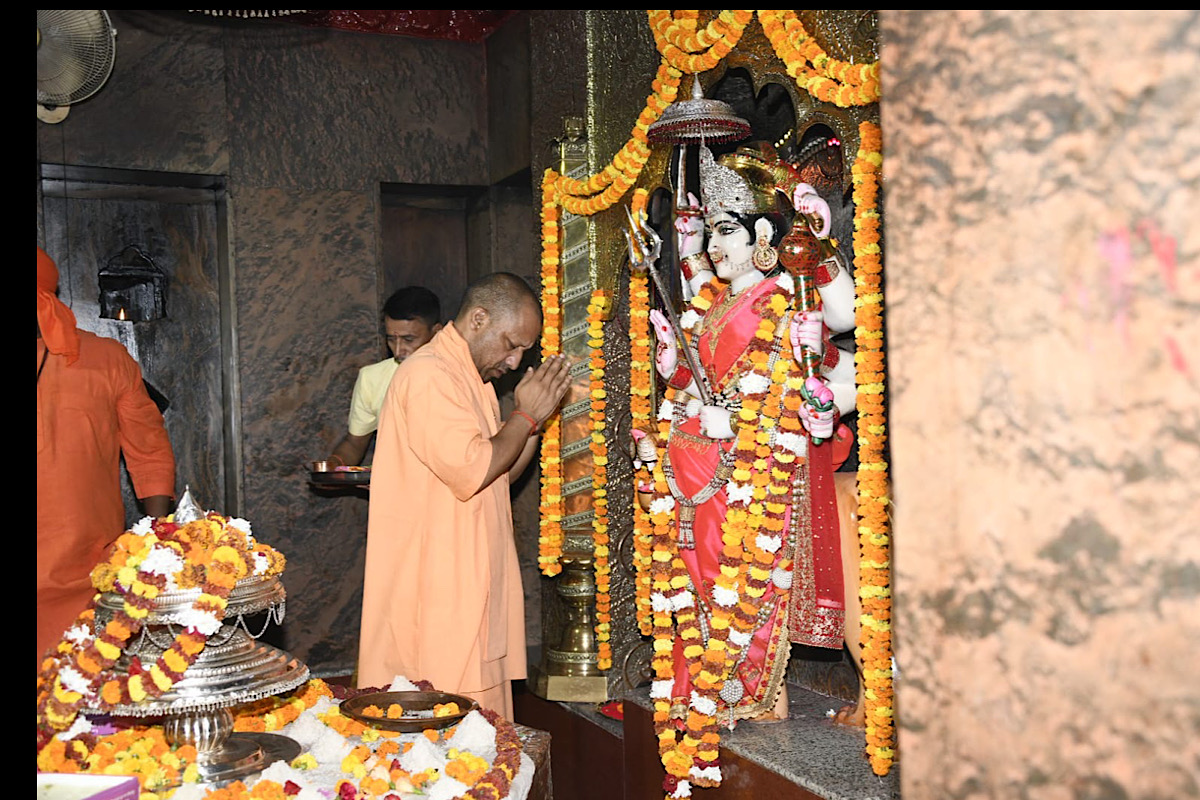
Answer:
[532,10,894,797]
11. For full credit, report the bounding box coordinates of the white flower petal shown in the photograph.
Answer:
[725,481,754,506]
[649,496,676,515]
[60,665,92,696]
[775,432,807,456]
[650,679,675,699]
[776,273,794,294]
[737,372,770,395]
[729,629,753,647]
[658,398,674,421]
[684,398,702,418]
[678,309,701,331]
[131,516,154,536]
[690,691,717,716]
[670,592,694,611]
[755,534,782,554]
[711,584,739,607]
[227,517,252,536]
[672,780,692,798]
[650,592,673,613]
[178,608,223,636]
[140,545,184,578]
[58,714,94,741]
[64,624,92,645]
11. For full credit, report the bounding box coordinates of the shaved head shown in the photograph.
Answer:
[456,273,540,327]
[455,273,543,382]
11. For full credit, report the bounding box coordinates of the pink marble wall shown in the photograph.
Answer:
[881,10,1199,798]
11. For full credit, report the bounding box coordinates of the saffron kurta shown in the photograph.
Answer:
[358,323,525,718]
[37,331,175,664]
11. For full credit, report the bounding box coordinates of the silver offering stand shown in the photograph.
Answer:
[84,486,311,788]
[87,573,309,785]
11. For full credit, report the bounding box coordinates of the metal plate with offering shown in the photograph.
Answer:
[340,690,478,732]
[310,461,371,486]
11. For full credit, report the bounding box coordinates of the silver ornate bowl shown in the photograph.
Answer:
[90,628,309,717]
[94,574,288,625]
[84,573,309,785]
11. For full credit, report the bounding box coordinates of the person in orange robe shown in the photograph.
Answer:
[358,273,569,719]
[36,246,175,666]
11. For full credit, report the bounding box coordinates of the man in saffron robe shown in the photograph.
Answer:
[36,246,175,666]
[358,273,569,719]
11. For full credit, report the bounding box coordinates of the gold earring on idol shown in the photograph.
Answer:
[753,219,778,272]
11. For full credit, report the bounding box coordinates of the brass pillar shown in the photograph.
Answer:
[531,116,608,702]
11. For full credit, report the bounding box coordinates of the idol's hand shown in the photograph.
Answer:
[514,355,572,424]
[798,376,836,442]
[674,192,706,258]
[793,183,832,239]
[790,310,825,359]
[699,404,736,439]
[649,309,678,379]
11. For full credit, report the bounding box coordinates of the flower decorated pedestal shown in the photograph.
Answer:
[88,573,310,785]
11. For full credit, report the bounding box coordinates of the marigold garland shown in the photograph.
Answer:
[537,173,565,578]
[36,514,285,748]
[36,724,202,792]
[648,10,753,75]
[851,120,894,776]
[587,289,613,669]
[628,195,656,636]
[758,10,882,108]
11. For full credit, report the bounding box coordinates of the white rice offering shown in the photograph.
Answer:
[386,674,422,692]
[257,760,325,800]
[425,774,473,800]
[445,709,498,764]
[398,732,448,775]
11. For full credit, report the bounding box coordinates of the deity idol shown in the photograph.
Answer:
[631,143,862,791]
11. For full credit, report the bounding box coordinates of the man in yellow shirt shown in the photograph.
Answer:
[328,287,442,467]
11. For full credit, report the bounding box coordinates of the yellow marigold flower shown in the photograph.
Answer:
[341,753,366,778]
[148,665,173,692]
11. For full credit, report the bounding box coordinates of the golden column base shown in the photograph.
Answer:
[531,536,609,702]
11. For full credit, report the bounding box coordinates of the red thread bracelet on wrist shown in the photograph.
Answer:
[512,409,540,436]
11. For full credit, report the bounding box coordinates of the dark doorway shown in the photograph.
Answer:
[40,165,237,519]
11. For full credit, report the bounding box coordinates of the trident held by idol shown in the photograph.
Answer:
[623,205,714,407]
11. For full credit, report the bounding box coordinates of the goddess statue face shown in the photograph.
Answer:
[705,212,756,282]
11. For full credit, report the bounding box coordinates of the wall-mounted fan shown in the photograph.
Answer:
[37,10,117,123]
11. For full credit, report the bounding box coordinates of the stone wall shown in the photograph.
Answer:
[881,10,1200,798]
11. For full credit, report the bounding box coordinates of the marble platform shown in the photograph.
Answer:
[522,681,899,800]
[623,684,898,800]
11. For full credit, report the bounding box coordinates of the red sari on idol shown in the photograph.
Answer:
[664,274,845,723]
